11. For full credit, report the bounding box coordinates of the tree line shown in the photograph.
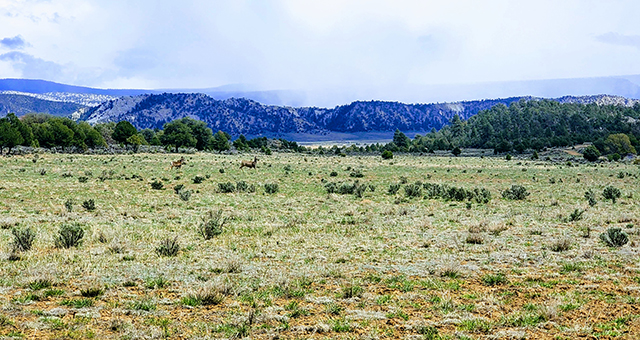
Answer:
[2,99,639,157]
[379,99,640,158]
[0,113,303,154]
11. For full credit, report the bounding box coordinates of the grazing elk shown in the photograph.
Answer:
[170,157,185,170]
[240,156,258,169]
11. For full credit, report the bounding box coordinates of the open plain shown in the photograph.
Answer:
[1,151,639,339]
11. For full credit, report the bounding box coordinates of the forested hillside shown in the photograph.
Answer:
[81,93,533,135]
[411,99,640,153]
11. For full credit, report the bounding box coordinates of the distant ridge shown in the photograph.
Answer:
[81,93,640,136]
[0,78,153,96]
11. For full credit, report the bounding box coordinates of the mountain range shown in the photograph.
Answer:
[2,78,640,139]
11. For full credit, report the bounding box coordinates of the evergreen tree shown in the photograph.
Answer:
[161,120,196,152]
[583,145,601,161]
[0,120,23,154]
[211,130,230,152]
[112,121,137,144]
[393,129,411,151]
[178,117,212,150]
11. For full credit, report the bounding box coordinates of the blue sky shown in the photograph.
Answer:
[1,0,640,106]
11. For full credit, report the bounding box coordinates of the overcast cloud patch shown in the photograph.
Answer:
[0,51,64,80]
[0,35,28,49]
[595,32,640,49]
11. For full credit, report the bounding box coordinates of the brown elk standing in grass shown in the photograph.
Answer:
[169,157,185,170]
[240,156,258,169]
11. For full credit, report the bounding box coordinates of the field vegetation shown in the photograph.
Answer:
[0,150,639,339]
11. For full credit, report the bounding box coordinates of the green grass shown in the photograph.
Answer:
[0,151,639,339]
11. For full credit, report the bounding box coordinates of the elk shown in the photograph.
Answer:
[170,157,185,170]
[240,156,258,169]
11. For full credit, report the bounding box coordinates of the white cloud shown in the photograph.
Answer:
[0,0,639,105]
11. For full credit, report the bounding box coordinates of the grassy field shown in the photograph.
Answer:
[0,151,639,339]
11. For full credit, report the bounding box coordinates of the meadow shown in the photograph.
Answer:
[0,150,639,339]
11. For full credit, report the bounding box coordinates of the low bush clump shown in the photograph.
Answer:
[388,183,401,195]
[11,228,35,252]
[82,199,96,211]
[502,185,530,200]
[54,224,85,248]
[179,190,192,201]
[198,210,226,240]
[404,182,422,198]
[218,182,235,193]
[423,183,492,203]
[192,175,205,184]
[173,184,185,194]
[264,183,279,194]
[549,238,571,252]
[156,237,180,257]
[349,169,364,178]
[381,150,393,159]
[602,186,621,204]
[600,227,628,247]
[151,180,164,190]
[325,181,368,198]
[482,273,508,286]
[585,190,597,206]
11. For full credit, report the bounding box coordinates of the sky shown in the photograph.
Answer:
[1,0,640,107]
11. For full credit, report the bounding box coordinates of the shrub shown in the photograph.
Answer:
[602,186,621,204]
[452,146,461,156]
[188,286,224,306]
[600,227,629,247]
[341,283,364,299]
[82,199,96,211]
[325,182,338,194]
[217,182,235,193]
[264,183,279,194]
[531,151,539,160]
[549,238,571,252]
[330,171,338,177]
[585,190,597,206]
[192,175,205,184]
[502,185,530,200]
[78,176,88,183]
[218,182,236,194]
[404,183,422,198]
[151,180,164,190]
[472,188,492,204]
[198,210,226,240]
[388,183,401,195]
[64,199,74,212]
[349,169,364,178]
[54,224,85,248]
[466,233,484,244]
[583,145,601,161]
[173,184,185,194]
[156,237,180,257]
[179,190,192,201]
[505,154,512,161]
[80,287,104,298]
[235,181,249,192]
[482,273,508,286]
[568,209,585,222]
[11,228,35,252]
[381,150,393,159]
